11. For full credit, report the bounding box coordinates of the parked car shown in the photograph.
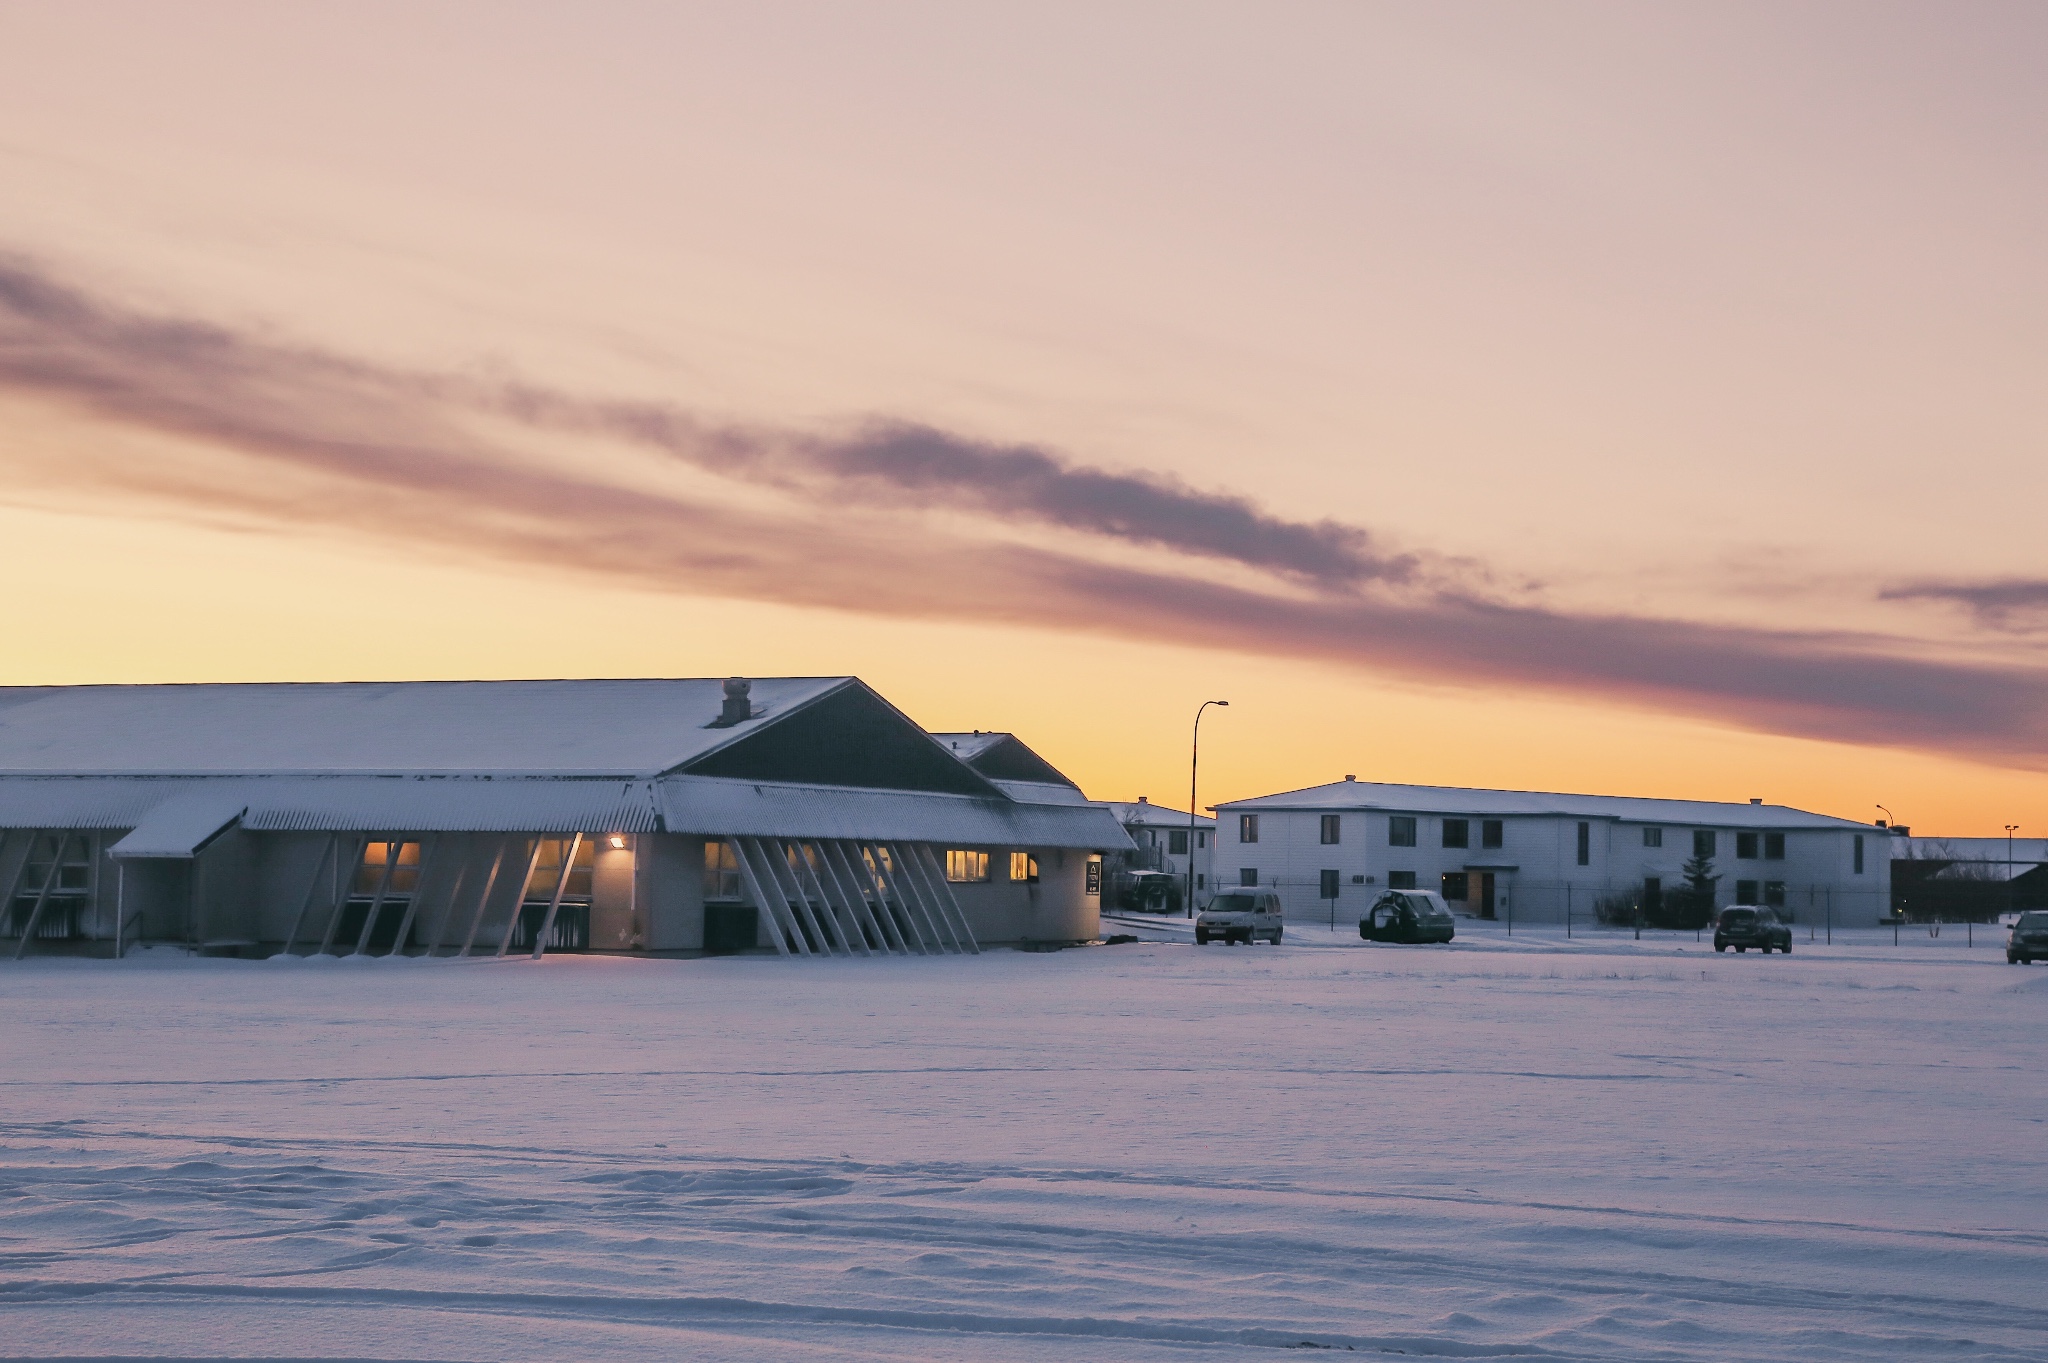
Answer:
[2008,911,2048,964]
[1196,891,1283,945]
[1714,906,1791,953]
[1358,890,1456,945]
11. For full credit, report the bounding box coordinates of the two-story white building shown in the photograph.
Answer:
[1211,778,1889,927]
[1101,798,1214,912]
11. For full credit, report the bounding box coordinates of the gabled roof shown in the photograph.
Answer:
[929,732,1080,789]
[1105,800,1214,828]
[0,679,854,778]
[1218,779,1870,831]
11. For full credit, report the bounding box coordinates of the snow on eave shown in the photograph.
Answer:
[1214,779,1873,830]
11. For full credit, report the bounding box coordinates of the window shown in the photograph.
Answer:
[1239,814,1259,844]
[1441,871,1469,901]
[1736,832,1759,860]
[1169,829,1189,855]
[1694,830,1717,859]
[1387,870,1417,889]
[1319,868,1340,899]
[1239,868,1259,887]
[525,837,593,902]
[1764,881,1786,907]
[1764,832,1785,860]
[703,840,741,900]
[1197,873,1206,889]
[356,839,423,896]
[1736,878,1759,904]
[1576,821,1591,866]
[1643,876,1662,912]
[1320,814,1341,845]
[946,849,991,883]
[1389,816,1417,847]
[1854,834,1865,874]
[1009,851,1038,883]
[1642,827,1663,848]
[1443,819,1469,849]
[1198,830,1208,849]
[1482,819,1503,849]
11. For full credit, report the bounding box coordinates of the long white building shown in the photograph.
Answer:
[1212,778,1888,926]
[0,677,1130,959]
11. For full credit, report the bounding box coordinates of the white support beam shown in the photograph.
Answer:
[888,841,959,954]
[349,840,403,957]
[799,840,871,956]
[454,837,512,958]
[315,837,368,956]
[12,833,73,961]
[727,836,793,957]
[740,836,814,956]
[282,835,338,957]
[415,838,472,957]
[528,832,584,960]
[769,840,840,956]
[385,835,444,957]
[867,842,943,953]
[495,837,549,958]
[910,842,981,954]
[826,840,903,955]
[0,831,36,924]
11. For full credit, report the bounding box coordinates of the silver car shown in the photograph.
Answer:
[1197,890,1283,945]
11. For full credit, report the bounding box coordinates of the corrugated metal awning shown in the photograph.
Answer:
[110,790,248,859]
[0,777,208,830]
[658,776,1133,850]
[238,777,662,833]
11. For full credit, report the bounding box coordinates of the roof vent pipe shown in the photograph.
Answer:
[1750,797,1762,805]
[720,676,753,725]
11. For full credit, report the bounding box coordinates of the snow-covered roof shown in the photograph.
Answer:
[1217,779,1870,830]
[658,777,1131,850]
[931,733,1008,761]
[0,678,850,778]
[1895,836,2048,864]
[1105,800,1214,828]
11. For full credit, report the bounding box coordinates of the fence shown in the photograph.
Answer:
[1244,875,1892,934]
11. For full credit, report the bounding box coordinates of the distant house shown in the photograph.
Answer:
[1100,798,1215,913]
[0,678,1130,959]
[1889,835,2048,921]
[1212,777,1887,925]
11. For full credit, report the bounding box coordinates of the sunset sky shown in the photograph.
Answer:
[2,2,2044,832]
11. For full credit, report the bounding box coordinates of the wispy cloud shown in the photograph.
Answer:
[1882,579,2048,633]
[3,253,2046,767]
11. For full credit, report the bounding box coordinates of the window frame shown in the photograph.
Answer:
[945,848,992,883]
[1388,815,1417,847]
[1320,814,1341,845]
[1442,818,1470,849]
[1481,819,1503,849]
[1642,827,1663,848]
[1008,850,1038,883]
[1239,814,1259,844]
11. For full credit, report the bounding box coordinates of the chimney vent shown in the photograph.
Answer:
[1750,797,1762,805]
[1344,774,1356,782]
[716,676,753,726]
[1137,795,1148,803]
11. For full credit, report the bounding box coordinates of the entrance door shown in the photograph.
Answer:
[1479,871,1497,919]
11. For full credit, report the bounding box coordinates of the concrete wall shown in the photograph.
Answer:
[947,845,1099,945]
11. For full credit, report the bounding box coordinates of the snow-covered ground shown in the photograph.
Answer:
[2,925,2043,1361]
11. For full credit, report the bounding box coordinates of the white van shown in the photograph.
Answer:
[1196,890,1283,945]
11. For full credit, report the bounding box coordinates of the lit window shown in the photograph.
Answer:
[703,840,741,900]
[526,837,593,902]
[1009,851,1038,883]
[1389,816,1417,847]
[946,849,991,883]
[355,840,422,896]
[1443,819,1469,849]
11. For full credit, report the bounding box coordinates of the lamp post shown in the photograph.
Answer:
[1187,700,1228,917]
[2007,825,2020,931]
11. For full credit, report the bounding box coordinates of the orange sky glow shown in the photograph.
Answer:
[1,2,2044,833]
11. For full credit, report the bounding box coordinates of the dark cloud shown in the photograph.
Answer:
[1881,579,2048,633]
[3,252,2047,768]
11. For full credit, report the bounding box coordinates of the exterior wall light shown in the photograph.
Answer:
[608,834,627,850]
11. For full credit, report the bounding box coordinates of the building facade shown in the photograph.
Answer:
[1101,798,1215,912]
[1213,778,1889,927]
[0,678,1130,960]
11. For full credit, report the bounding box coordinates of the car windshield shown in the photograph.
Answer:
[1208,895,1257,914]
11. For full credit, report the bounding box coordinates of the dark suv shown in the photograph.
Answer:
[2009,911,2048,965]
[1714,906,1791,954]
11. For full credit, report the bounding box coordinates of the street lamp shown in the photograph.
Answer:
[1188,700,1229,917]
[2007,825,2020,923]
